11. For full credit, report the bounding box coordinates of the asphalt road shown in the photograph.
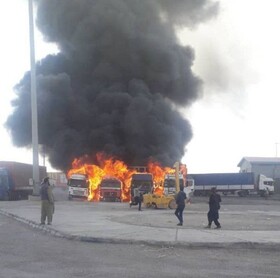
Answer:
[1,213,280,278]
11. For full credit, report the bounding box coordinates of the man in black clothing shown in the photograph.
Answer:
[138,193,143,211]
[175,185,187,226]
[206,187,221,229]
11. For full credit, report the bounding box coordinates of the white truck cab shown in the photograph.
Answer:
[258,174,274,195]
[163,173,184,195]
[68,174,89,200]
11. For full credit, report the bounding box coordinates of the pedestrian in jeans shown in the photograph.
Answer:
[206,187,221,229]
[175,185,187,226]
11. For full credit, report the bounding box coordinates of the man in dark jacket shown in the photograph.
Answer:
[40,177,54,225]
[206,187,221,229]
[138,193,143,211]
[175,185,187,226]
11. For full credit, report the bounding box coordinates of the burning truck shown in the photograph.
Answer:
[66,155,136,202]
[66,154,188,207]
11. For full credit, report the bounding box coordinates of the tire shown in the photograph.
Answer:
[238,190,248,197]
[193,191,200,197]
[168,199,176,209]
[259,191,265,197]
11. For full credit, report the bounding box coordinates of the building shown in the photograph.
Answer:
[238,157,280,193]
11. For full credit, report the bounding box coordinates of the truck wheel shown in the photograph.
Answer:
[193,191,200,197]
[260,191,265,197]
[238,190,248,197]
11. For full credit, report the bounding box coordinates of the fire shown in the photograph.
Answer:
[180,163,188,184]
[67,154,136,201]
[67,153,186,201]
[67,158,105,201]
[147,161,174,195]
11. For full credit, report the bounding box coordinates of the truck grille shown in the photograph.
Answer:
[104,192,117,197]
[73,190,86,196]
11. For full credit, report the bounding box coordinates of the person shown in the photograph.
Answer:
[174,184,187,226]
[206,187,221,229]
[40,177,54,225]
[138,192,143,211]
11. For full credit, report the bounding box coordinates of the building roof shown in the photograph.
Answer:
[238,157,280,167]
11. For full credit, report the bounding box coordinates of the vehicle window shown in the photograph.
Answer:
[101,181,121,188]
[69,179,88,188]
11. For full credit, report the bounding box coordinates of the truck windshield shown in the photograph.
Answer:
[264,181,274,186]
[164,179,184,188]
[101,181,121,189]
[131,182,152,193]
[69,179,88,188]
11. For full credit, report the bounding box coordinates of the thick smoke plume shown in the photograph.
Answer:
[6,0,218,171]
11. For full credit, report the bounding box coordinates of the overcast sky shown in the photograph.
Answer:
[1,0,280,174]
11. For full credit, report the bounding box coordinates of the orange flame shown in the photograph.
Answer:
[67,154,187,201]
[147,161,174,195]
[180,163,188,184]
[67,154,137,201]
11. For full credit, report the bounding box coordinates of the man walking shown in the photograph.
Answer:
[206,187,221,229]
[175,185,187,226]
[138,192,143,211]
[40,177,54,225]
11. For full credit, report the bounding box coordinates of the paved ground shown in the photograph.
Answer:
[0,193,280,249]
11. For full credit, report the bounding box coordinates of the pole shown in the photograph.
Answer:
[174,162,180,193]
[28,0,40,195]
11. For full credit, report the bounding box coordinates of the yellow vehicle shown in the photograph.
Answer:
[143,193,176,209]
[143,162,181,209]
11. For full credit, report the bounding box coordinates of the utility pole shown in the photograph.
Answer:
[174,162,180,193]
[28,0,40,195]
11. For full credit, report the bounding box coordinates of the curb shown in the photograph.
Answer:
[0,209,279,250]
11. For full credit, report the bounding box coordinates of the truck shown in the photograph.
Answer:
[67,173,89,200]
[0,161,47,200]
[143,162,184,209]
[188,172,274,197]
[130,173,153,206]
[163,173,184,195]
[99,177,122,202]
[163,173,194,199]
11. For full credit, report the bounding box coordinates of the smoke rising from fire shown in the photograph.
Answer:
[6,0,219,171]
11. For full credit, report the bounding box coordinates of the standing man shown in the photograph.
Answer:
[206,187,221,229]
[138,192,143,211]
[40,177,54,225]
[175,185,187,226]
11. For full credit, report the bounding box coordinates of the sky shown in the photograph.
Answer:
[1,0,280,174]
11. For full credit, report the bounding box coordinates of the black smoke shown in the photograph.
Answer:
[6,0,219,171]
